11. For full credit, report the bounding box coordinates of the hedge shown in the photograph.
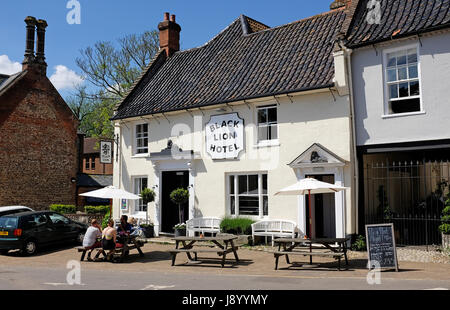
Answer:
[220,217,255,235]
[84,205,110,214]
[49,204,76,214]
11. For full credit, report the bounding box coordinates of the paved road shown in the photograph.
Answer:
[0,265,449,290]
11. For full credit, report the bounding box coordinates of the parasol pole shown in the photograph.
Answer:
[308,189,312,238]
[109,198,113,220]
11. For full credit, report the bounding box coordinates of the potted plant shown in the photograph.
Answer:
[174,223,186,237]
[139,223,154,238]
[140,187,156,224]
[439,203,450,249]
[170,187,189,226]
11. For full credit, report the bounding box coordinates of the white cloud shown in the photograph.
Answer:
[0,55,21,75]
[49,65,84,90]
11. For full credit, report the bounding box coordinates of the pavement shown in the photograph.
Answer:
[0,241,449,290]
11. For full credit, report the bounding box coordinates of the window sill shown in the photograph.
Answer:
[381,111,426,119]
[131,153,149,158]
[253,140,280,148]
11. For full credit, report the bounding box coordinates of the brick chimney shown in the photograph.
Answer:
[158,12,181,57]
[330,0,352,9]
[35,19,48,75]
[22,16,37,71]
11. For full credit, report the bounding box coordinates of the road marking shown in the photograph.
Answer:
[43,282,86,286]
[424,288,449,290]
[141,284,175,290]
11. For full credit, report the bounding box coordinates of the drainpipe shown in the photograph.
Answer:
[344,47,359,236]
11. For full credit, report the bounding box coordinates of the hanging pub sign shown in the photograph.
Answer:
[100,141,112,164]
[205,112,244,160]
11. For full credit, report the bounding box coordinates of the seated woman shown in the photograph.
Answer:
[101,219,117,261]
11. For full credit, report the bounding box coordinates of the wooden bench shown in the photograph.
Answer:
[169,246,239,263]
[186,217,221,237]
[273,250,345,270]
[251,220,297,246]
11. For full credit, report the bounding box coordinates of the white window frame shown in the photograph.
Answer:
[382,43,424,117]
[226,172,268,219]
[133,122,149,156]
[132,176,148,212]
[256,104,279,145]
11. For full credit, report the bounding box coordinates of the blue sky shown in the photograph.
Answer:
[0,0,332,98]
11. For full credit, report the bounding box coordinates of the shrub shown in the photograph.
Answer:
[102,209,111,229]
[220,217,255,235]
[49,204,76,214]
[439,203,450,235]
[170,188,189,224]
[351,235,366,251]
[84,205,110,214]
[140,188,156,204]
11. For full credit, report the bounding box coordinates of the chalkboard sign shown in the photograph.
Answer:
[365,223,399,271]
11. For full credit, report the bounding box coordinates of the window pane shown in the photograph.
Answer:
[408,49,417,63]
[410,81,420,96]
[258,109,267,124]
[397,51,407,65]
[269,124,278,140]
[389,84,398,99]
[248,175,258,195]
[387,53,396,67]
[258,126,268,141]
[229,176,235,195]
[262,174,267,194]
[238,175,247,194]
[267,107,277,123]
[263,196,268,216]
[387,68,397,82]
[230,196,235,215]
[238,196,259,215]
[399,82,409,97]
[390,98,420,114]
[143,124,148,132]
[408,65,418,79]
[397,67,407,80]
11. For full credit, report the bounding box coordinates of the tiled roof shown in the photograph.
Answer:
[346,0,450,48]
[112,11,346,120]
[0,71,26,97]
[77,173,113,187]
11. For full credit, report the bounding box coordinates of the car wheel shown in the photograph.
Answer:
[0,250,8,255]
[22,240,38,256]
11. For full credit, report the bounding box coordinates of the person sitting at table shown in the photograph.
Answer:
[117,215,133,235]
[82,219,102,261]
[102,219,117,261]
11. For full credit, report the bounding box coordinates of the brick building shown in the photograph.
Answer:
[76,137,113,208]
[0,16,79,210]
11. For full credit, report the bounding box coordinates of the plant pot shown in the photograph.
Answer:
[175,228,186,237]
[442,233,450,249]
[142,226,154,238]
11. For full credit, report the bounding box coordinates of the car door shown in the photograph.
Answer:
[21,214,53,244]
[47,213,72,242]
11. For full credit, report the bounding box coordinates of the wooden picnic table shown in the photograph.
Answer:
[169,235,240,268]
[77,234,145,263]
[273,237,349,270]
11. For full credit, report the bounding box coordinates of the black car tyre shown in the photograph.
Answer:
[21,240,38,256]
[0,249,8,255]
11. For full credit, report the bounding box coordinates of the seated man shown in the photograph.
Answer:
[82,219,102,261]
[117,215,133,235]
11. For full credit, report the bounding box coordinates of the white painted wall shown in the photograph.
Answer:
[352,31,450,146]
[113,90,355,235]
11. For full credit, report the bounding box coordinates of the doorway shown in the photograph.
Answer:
[305,174,336,238]
[161,171,189,233]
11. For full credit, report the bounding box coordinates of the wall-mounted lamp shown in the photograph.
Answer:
[152,185,158,189]
[188,184,194,189]
[70,177,76,184]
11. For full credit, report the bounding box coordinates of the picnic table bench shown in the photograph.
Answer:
[76,235,145,263]
[273,237,349,271]
[169,235,239,268]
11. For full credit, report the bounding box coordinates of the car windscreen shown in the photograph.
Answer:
[0,217,18,229]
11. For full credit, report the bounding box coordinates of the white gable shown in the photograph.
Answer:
[288,143,346,168]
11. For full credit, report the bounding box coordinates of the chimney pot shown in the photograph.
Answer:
[22,16,37,70]
[170,14,176,22]
[158,12,181,57]
[35,19,48,76]
[164,12,170,21]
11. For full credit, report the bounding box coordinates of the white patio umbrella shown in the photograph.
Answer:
[79,186,140,219]
[274,177,348,238]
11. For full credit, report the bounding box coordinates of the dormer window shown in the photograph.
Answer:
[384,46,421,115]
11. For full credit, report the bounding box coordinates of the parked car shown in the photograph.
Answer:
[0,206,33,217]
[0,211,88,255]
